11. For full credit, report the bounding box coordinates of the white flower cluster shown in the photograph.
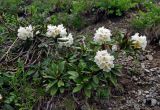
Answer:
[17,24,74,47]
[58,33,73,47]
[94,27,112,44]
[46,24,73,47]
[131,33,147,50]
[46,24,67,38]
[94,27,114,72]
[94,50,114,72]
[17,25,33,40]
[93,27,148,72]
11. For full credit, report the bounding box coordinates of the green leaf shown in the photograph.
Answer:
[111,68,122,76]
[83,76,89,82]
[78,60,87,71]
[60,88,65,93]
[97,87,110,98]
[68,71,79,79]
[26,70,34,76]
[73,85,82,93]
[90,65,99,72]
[58,80,64,87]
[51,63,58,75]
[46,81,57,91]
[104,72,110,78]
[58,61,65,73]
[43,75,55,79]
[50,87,58,96]
[84,89,91,98]
[93,75,99,84]
[110,74,117,87]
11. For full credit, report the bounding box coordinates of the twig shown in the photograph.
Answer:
[25,41,35,64]
[0,37,19,62]
[46,96,54,110]
[8,49,24,62]
[31,50,42,65]
[72,93,80,105]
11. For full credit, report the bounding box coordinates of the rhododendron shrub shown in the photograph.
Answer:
[9,25,148,98]
[43,26,147,98]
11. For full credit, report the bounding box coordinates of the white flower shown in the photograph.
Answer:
[46,25,59,38]
[58,33,74,47]
[131,33,147,50]
[94,27,112,44]
[57,24,67,37]
[36,30,40,35]
[17,25,33,40]
[0,94,2,100]
[112,45,118,52]
[94,50,114,72]
[46,24,67,38]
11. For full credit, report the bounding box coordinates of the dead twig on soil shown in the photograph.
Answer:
[0,37,19,62]
[46,96,54,110]
[72,93,80,105]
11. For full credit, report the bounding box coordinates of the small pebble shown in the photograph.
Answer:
[146,95,150,98]
[151,99,157,106]
[146,55,153,61]
[141,63,145,69]
[144,91,149,94]
[138,90,142,95]
[144,69,150,73]
[134,103,140,110]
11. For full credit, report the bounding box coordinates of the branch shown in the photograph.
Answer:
[0,37,19,62]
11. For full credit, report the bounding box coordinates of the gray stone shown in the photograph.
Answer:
[150,68,157,72]
[138,90,142,96]
[146,95,150,98]
[144,91,149,94]
[141,63,145,69]
[151,99,157,106]
[140,55,145,61]
[134,103,140,110]
[146,55,153,61]
[144,69,150,73]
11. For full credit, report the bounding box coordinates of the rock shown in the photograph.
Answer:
[144,98,157,106]
[108,107,112,110]
[141,63,145,69]
[151,99,157,106]
[133,76,139,81]
[140,55,145,61]
[157,70,160,74]
[144,91,149,94]
[146,55,153,61]
[143,99,147,104]
[153,106,160,110]
[134,103,140,110]
[138,90,142,96]
[146,95,150,98]
[144,69,150,73]
[150,68,157,72]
